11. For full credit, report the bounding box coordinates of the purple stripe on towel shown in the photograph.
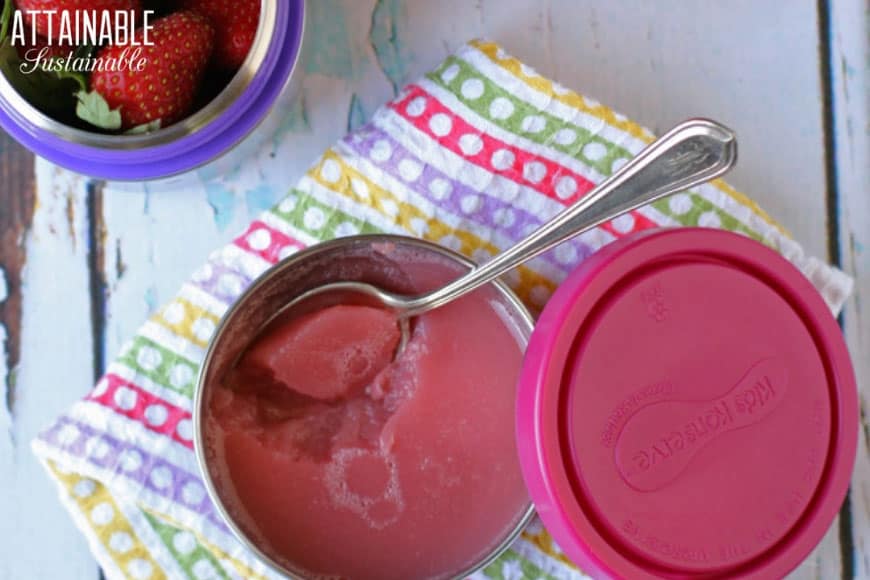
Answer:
[342,124,592,270]
[189,259,256,304]
[40,417,229,532]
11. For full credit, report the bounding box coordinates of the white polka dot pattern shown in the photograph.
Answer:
[136,347,162,371]
[114,387,138,411]
[144,404,168,427]
[319,159,341,183]
[370,140,392,162]
[169,364,193,389]
[440,63,459,82]
[350,178,370,199]
[554,176,577,199]
[491,149,515,171]
[162,302,186,325]
[523,161,547,184]
[176,419,193,441]
[246,229,271,251]
[109,531,134,554]
[698,211,722,228]
[149,466,173,490]
[127,558,153,580]
[521,115,546,133]
[429,114,452,137]
[460,195,482,214]
[611,213,636,233]
[398,159,423,182]
[73,478,96,498]
[303,207,326,231]
[583,141,607,161]
[193,559,219,580]
[489,97,514,120]
[173,531,197,555]
[119,449,143,472]
[668,193,693,215]
[458,134,483,156]
[460,78,484,100]
[90,502,114,526]
[428,178,452,200]
[405,96,427,117]
[554,128,577,145]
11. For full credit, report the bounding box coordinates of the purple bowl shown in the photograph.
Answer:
[0,0,305,181]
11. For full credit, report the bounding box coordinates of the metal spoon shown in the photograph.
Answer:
[280,118,737,350]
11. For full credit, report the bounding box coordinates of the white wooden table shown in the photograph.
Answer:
[0,1,866,578]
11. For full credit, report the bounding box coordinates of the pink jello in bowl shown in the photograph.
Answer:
[196,228,858,580]
[195,235,535,580]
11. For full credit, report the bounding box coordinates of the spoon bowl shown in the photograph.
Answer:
[265,280,417,354]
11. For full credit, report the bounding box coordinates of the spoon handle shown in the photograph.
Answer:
[404,118,738,316]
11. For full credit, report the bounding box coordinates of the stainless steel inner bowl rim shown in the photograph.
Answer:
[194,234,537,580]
[0,0,277,149]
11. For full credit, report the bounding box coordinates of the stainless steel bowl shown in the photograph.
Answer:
[194,234,536,580]
[0,1,278,149]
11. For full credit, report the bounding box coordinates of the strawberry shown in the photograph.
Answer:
[180,0,259,70]
[15,0,142,41]
[90,11,214,129]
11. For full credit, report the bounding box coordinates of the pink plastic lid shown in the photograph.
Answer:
[516,228,857,579]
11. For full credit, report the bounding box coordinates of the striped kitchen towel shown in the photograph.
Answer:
[32,40,852,580]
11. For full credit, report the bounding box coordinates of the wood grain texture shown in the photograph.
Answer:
[831,0,870,578]
[0,129,35,428]
[100,178,248,360]
[0,123,36,577]
[0,159,98,578]
[1,0,866,578]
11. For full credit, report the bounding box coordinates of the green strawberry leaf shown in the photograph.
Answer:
[51,62,88,92]
[125,119,162,134]
[55,46,97,92]
[0,40,81,119]
[0,35,118,131]
[75,90,122,131]
[0,0,12,46]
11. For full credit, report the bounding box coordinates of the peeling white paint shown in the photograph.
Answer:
[0,265,13,515]
[0,324,9,392]
[0,323,9,405]
[0,159,98,580]
[0,265,9,430]
[0,266,7,303]
[832,0,870,577]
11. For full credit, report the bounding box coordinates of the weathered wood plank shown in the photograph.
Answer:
[0,127,40,579]
[831,0,870,578]
[0,156,98,579]
[100,177,242,360]
[0,128,35,433]
[792,527,846,579]
[494,0,831,258]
